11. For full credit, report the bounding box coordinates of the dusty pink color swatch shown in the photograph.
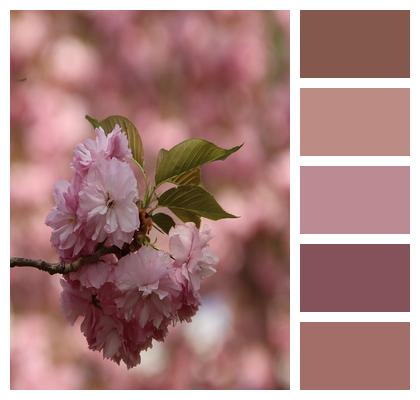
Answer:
[300,322,410,390]
[300,166,410,234]
[300,88,410,156]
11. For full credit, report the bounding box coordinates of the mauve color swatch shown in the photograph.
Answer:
[301,89,410,156]
[300,322,410,390]
[300,10,410,77]
[300,244,410,312]
[300,166,410,234]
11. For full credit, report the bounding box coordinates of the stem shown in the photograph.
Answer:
[134,159,147,181]
[152,223,165,235]
[11,211,152,276]
[10,245,123,275]
[143,184,156,209]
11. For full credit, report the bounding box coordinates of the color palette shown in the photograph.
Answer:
[300,10,410,78]
[299,9,411,390]
[300,89,410,156]
[300,323,410,390]
[300,166,410,234]
[300,244,410,312]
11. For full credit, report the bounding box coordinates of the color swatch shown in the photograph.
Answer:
[300,166,410,234]
[300,88,410,156]
[300,322,410,390]
[300,10,410,78]
[300,244,410,312]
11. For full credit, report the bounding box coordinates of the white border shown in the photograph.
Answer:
[2,0,419,399]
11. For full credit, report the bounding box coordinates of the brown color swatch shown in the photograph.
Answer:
[300,89,410,156]
[300,11,410,77]
[300,166,410,234]
[300,322,410,390]
[300,244,410,312]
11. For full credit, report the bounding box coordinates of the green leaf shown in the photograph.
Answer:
[158,185,237,220]
[170,168,201,186]
[85,115,100,128]
[155,138,242,185]
[151,213,176,234]
[156,149,201,186]
[85,114,144,167]
[155,148,168,170]
[170,208,201,228]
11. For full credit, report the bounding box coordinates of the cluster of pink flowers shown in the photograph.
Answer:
[61,223,217,368]
[45,125,218,368]
[45,124,139,259]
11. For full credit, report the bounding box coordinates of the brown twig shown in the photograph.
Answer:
[10,245,123,275]
[10,211,150,276]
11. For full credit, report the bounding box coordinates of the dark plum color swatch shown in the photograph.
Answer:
[300,244,410,312]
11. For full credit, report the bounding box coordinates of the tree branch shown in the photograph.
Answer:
[10,211,150,275]
[10,245,123,275]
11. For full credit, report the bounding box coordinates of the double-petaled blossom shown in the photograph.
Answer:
[78,158,140,248]
[169,222,218,290]
[61,260,153,368]
[45,177,95,259]
[71,124,132,176]
[46,124,139,258]
[169,222,219,321]
[115,247,181,328]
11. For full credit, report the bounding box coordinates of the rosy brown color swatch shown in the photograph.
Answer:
[300,244,410,312]
[300,322,410,390]
[300,10,410,77]
[300,166,410,234]
[300,89,410,156]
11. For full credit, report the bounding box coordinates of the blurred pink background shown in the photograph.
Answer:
[10,11,289,389]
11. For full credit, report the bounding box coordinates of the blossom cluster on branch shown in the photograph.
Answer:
[12,115,240,368]
[46,124,138,259]
[61,223,217,368]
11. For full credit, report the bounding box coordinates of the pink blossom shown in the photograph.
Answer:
[60,276,98,326]
[85,296,155,369]
[69,260,116,289]
[169,223,218,321]
[60,249,182,369]
[78,158,140,248]
[72,124,132,176]
[106,125,132,161]
[45,177,94,259]
[59,239,219,369]
[169,223,218,291]
[61,271,153,369]
[46,126,138,257]
[173,283,201,323]
[115,247,181,328]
